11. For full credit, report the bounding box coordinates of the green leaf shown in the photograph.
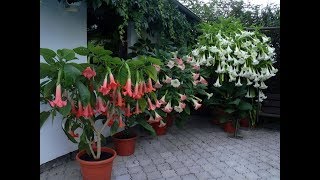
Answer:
[79,133,89,153]
[57,49,77,61]
[43,80,56,99]
[40,63,55,79]
[136,119,156,136]
[147,57,163,65]
[40,48,56,58]
[58,101,71,117]
[73,47,89,56]
[117,64,128,85]
[40,48,56,64]
[138,98,147,112]
[228,98,240,105]
[64,64,81,86]
[62,119,77,143]
[40,111,51,128]
[225,108,235,114]
[110,121,119,136]
[144,66,158,81]
[76,81,91,105]
[185,105,190,115]
[238,101,253,111]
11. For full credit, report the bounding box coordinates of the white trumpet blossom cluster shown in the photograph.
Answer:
[188,27,278,102]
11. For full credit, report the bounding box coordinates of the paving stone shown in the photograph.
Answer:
[243,172,260,179]
[156,162,171,171]
[181,174,198,180]
[128,166,143,174]
[146,170,162,180]
[131,172,147,180]
[169,161,185,169]
[161,169,177,178]
[115,174,131,180]
[112,167,128,176]
[175,167,190,176]
[194,171,213,180]
[143,164,158,173]
[188,165,204,174]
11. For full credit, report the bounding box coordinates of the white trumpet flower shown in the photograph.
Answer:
[253,81,260,88]
[260,81,268,89]
[246,78,253,85]
[213,78,222,87]
[235,77,242,86]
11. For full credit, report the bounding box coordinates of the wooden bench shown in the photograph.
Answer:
[259,93,280,118]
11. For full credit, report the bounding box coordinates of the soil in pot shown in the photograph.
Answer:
[80,152,113,161]
[76,147,116,180]
[112,131,137,156]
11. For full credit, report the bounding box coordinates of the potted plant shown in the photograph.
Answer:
[40,44,161,179]
[189,18,278,137]
[151,49,212,133]
[106,55,163,155]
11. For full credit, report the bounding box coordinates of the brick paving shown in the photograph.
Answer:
[40,115,280,180]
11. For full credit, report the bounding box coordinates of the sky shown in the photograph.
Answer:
[201,0,280,7]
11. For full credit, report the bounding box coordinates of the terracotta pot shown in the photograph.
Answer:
[151,122,167,136]
[112,132,137,156]
[76,147,117,180]
[240,118,249,127]
[223,121,235,133]
[166,114,174,127]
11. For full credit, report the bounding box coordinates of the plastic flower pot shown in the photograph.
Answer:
[151,122,167,136]
[112,132,137,156]
[166,114,174,127]
[239,118,249,127]
[223,121,236,133]
[76,147,117,180]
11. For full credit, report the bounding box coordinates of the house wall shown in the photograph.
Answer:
[40,0,87,165]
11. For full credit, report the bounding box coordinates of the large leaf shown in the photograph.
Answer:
[117,64,128,85]
[62,119,77,143]
[58,101,71,117]
[40,48,56,58]
[40,63,55,79]
[110,121,119,136]
[73,47,89,56]
[40,48,56,64]
[57,49,77,61]
[40,111,50,128]
[147,57,163,65]
[238,101,253,111]
[225,108,236,114]
[136,119,156,136]
[78,133,90,153]
[43,80,56,99]
[76,81,90,105]
[64,64,81,86]
[184,105,190,115]
[144,66,157,81]
[228,98,240,105]
[138,98,147,112]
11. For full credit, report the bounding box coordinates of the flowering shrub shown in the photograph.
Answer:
[40,44,162,159]
[189,18,278,102]
[152,50,212,127]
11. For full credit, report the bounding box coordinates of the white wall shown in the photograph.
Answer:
[40,0,87,165]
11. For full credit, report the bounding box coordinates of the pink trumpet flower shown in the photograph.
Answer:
[147,97,156,110]
[134,101,142,114]
[154,111,163,122]
[49,84,67,108]
[191,99,202,110]
[82,67,96,80]
[83,104,94,118]
[192,73,200,80]
[162,101,173,113]
[178,93,187,101]
[95,97,107,113]
[154,80,163,89]
[99,78,111,96]
[159,94,167,105]
[123,78,133,97]
[199,76,208,85]
[159,120,166,127]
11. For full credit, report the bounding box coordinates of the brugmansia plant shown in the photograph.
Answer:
[152,49,212,127]
[190,18,278,137]
[40,43,162,159]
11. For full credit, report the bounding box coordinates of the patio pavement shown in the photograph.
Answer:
[40,115,280,180]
